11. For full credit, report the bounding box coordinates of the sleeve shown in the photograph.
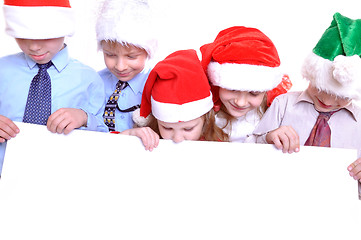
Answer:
[251,96,285,143]
[80,73,108,133]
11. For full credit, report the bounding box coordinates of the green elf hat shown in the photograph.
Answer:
[302,12,361,100]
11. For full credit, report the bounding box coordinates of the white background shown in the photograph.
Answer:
[1,0,360,90]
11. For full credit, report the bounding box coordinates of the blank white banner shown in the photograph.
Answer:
[0,122,360,240]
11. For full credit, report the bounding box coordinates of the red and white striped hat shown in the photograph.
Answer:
[3,0,75,39]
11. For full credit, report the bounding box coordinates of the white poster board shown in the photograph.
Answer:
[0,122,360,240]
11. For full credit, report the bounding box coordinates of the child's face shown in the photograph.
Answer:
[15,38,65,64]
[157,116,205,143]
[307,84,352,112]
[219,88,266,118]
[101,41,148,82]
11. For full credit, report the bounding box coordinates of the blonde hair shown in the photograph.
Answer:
[144,109,229,142]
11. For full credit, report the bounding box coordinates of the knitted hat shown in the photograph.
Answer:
[96,0,158,59]
[134,49,213,124]
[302,12,361,100]
[200,26,283,92]
[3,0,75,39]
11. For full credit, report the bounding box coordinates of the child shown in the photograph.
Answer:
[251,13,361,164]
[132,49,228,143]
[96,0,158,132]
[200,26,292,142]
[0,0,107,174]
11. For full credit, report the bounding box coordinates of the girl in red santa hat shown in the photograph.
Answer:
[200,26,292,143]
[131,49,229,144]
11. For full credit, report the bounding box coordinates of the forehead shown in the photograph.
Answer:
[158,117,204,128]
[101,40,145,53]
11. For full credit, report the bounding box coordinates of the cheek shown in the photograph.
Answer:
[249,96,264,108]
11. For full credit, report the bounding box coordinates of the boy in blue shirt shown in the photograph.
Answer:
[96,0,158,132]
[0,0,108,174]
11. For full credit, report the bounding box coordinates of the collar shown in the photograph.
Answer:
[111,65,150,94]
[296,90,361,122]
[25,44,70,72]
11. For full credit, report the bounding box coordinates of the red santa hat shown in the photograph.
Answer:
[3,0,75,39]
[201,26,284,92]
[134,49,213,124]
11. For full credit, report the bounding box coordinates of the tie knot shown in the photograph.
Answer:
[116,81,128,91]
[37,61,53,70]
[318,110,338,121]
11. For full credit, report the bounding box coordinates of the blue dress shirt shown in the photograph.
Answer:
[0,45,107,174]
[98,66,151,132]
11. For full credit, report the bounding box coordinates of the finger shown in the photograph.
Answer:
[278,133,290,153]
[0,119,19,138]
[271,136,283,151]
[285,129,300,153]
[348,158,361,171]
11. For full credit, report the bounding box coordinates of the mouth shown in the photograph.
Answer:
[230,102,248,111]
[116,71,131,78]
[317,98,333,109]
[30,53,47,61]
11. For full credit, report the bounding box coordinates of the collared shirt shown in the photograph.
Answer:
[216,109,261,143]
[252,91,361,156]
[0,45,108,173]
[98,66,151,132]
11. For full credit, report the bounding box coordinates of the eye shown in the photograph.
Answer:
[184,127,194,132]
[250,91,262,96]
[104,52,116,57]
[161,125,172,131]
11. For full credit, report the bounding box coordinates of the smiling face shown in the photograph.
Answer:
[101,41,148,82]
[307,84,352,112]
[157,116,205,143]
[218,88,266,118]
[16,38,65,64]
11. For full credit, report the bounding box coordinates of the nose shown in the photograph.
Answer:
[115,58,128,72]
[234,92,247,107]
[172,131,184,143]
[28,40,42,52]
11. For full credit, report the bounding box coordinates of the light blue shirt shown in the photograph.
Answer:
[98,66,151,132]
[0,45,108,174]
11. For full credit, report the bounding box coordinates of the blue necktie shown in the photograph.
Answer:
[23,62,53,125]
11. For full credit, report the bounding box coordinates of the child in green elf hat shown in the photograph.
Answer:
[250,12,361,182]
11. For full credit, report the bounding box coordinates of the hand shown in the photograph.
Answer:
[348,158,361,182]
[266,126,300,153]
[47,108,87,135]
[0,115,20,143]
[121,127,159,151]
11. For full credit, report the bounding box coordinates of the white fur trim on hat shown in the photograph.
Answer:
[96,0,158,59]
[207,61,282,92]
[132,108,151,127]
[151,93,213,123]
[302,52,361,100]
[4,5,75,39]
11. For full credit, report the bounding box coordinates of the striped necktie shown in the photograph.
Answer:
[103,80,128,131]
[304,110,339,147]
